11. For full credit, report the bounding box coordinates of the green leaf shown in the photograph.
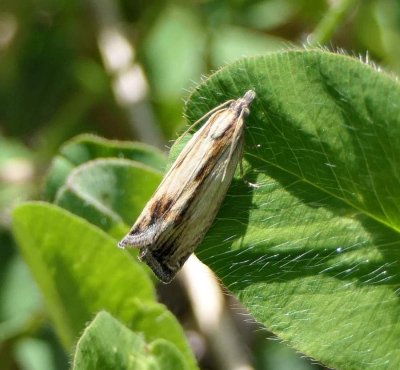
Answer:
[44,134,166,201]
[181,50,400,369]
[12,202,153,346]
[55,158,162,238]
[72,311,187,370]
[12,203,198,370]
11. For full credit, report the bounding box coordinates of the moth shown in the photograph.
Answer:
[118,90,256,283]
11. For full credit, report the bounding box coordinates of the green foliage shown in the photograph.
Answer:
[72,311,187,370]
[55,158,162,238]
[12,136,197,369]
[12,49,400,369]
[13,201,198,369]
[5,1,400,368]
[183,50,400,369]
[44,134,166,202]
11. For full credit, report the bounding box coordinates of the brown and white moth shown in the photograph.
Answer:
[118,90,256,283]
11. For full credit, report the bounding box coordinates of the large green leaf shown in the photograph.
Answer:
[179,50,400,369]
[12,203,198,370]
[44,134,166,201]
[72,311,187,370]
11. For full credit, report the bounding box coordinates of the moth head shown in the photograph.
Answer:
[229,90,256,117]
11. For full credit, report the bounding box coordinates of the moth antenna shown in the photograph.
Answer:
[221,108,245,181]
[175,99,234,147]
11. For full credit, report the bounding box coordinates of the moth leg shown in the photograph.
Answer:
[140,250,176,283]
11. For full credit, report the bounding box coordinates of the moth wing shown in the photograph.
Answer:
[118,219,169,248]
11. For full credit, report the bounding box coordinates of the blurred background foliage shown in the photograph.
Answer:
[1,0,400,369]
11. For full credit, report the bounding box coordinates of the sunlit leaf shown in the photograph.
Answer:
[180,50,400,369]
[55,158,161,239]
[12,203,198,370]
[44,134,165,201]
[72,311,187,370]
